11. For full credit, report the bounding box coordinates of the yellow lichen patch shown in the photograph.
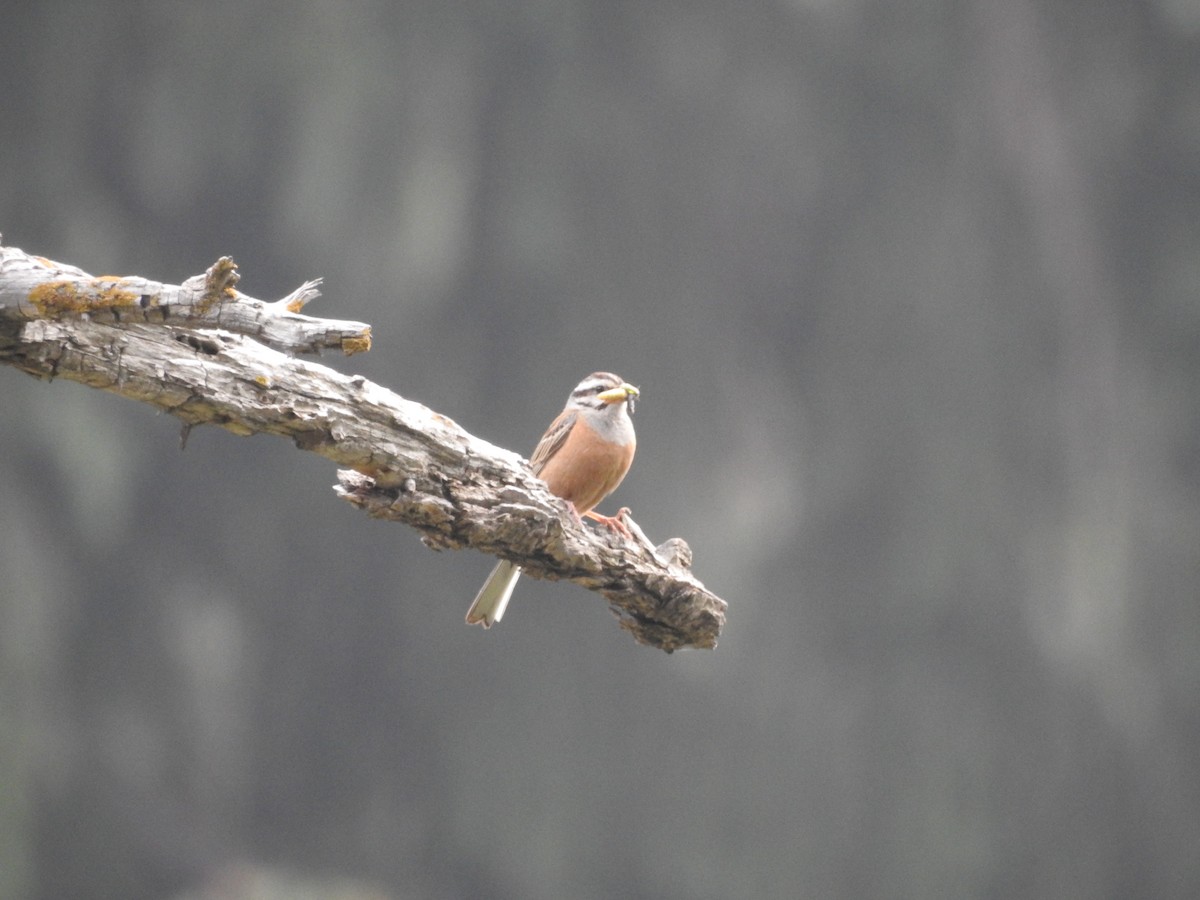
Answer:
[91,278,139,307]
[27,279,140,317]
[341,329,372,355]
[255,374,272,387]
[197,257,240,312]
[28,281,88,315]
[222,420,256,437]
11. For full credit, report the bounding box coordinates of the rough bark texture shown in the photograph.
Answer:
[0,242,726,651]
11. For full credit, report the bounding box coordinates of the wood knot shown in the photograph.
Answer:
[175,331,223,355]
[655,537,693,570]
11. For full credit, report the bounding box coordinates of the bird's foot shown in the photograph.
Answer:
[585,507,633,539]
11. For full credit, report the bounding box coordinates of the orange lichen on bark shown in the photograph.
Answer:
[28,279,139,317]
[92,278,140,307]
[28,281,83,315]
[341,330,372,355]
[197,257,239,313]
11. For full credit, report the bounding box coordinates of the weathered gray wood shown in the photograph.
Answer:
[0,243,371,355]
[0,242,726,651]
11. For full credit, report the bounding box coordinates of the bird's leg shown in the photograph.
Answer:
[584,506,633,539]
[564,500,586,527]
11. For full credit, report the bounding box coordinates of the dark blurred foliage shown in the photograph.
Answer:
[2,1,1199,898]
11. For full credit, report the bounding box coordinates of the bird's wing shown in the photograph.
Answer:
[529,409,577,475]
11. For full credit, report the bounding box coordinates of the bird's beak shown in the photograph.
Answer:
[597,382,639,414]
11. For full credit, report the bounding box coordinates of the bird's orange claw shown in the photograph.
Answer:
[585,506,633,539]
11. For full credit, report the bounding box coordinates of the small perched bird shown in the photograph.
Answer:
[465,372,640,627]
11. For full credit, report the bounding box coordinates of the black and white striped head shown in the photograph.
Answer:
[567,372,639,415]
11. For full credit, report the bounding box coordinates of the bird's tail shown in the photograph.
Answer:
[465,560,521,627]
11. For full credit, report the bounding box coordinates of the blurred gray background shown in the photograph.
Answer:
[2,1,1199,898]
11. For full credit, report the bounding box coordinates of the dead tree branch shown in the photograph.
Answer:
[0,241,726,651]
